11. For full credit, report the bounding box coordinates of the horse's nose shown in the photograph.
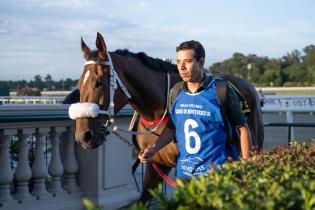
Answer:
[83,131,93,143]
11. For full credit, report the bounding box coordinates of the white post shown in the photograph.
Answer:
[32,128,49,199]
[48,127,65,196]
[0,131,13,205]
[286,110,294,140]
[62,127,79,193]
[14,129,33,202]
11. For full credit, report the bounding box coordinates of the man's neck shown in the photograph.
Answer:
[186,82,200,94]
[186,72,204,93]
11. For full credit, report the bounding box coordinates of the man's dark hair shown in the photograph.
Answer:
[176,40,205,61]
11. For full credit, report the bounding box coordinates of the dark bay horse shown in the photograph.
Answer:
[72,32,264,203]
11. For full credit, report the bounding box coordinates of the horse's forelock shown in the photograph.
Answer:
[90,50,99,60]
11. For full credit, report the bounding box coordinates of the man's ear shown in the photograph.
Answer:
[199,58,205,66]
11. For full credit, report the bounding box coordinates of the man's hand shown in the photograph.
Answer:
[138,148,153,164]
[138,127,175,164]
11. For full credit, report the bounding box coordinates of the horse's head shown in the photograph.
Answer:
[70,32,114,149]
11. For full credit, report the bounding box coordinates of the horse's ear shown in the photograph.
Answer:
[96,32,107,60]
[81,37,91,60]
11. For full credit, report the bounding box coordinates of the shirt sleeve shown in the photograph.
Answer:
[225,84,246,128]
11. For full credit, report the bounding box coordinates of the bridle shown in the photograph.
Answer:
[68,51,170,135]
[85,52,131,123]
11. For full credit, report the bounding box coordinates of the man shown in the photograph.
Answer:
[139,41,250,179]
[259,89,265,107]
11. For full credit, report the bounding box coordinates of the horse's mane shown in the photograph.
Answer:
[114,49,178,73]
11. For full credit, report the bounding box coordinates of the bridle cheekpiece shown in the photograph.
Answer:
[68,52,131,124]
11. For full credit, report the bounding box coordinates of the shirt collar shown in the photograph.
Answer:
[181,74,213,93]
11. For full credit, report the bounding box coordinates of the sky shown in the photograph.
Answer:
[0,0,315,81]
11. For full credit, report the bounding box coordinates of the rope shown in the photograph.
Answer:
[152,163,177,188]
[110,128,177,189]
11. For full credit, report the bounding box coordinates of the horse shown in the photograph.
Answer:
[71,32,264,203]
[16,86,41,96]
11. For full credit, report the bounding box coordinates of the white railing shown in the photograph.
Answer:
[262,95,315,140]
[0,105,138,210]
[0,96,65,105]
[10,91,72,97]
[263,95,315,110]
[2,94,315,109]
[257,86,315,92]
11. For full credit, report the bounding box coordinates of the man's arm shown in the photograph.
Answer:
[138,127,175,163]
[238,124,251,159]
[224,83,251,159]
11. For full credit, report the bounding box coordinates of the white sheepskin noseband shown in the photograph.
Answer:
[68,102,107,120]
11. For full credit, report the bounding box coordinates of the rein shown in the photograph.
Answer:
[152,162,177,188]
[111,127,177,188]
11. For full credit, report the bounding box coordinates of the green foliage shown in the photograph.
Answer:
[82,198,101,210]
[0,74,78,92]
[137,141,315,210]
[0,82,10,96]
[209,44,315,86]
[129,201,149,210]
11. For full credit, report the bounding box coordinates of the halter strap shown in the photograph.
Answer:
[84,60,96,65]
[81,52,131,122]
[84,60,111,66]
[112,72,171,136]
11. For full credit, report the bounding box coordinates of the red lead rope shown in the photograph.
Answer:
[139,116,176,188]
[152,162,177,188]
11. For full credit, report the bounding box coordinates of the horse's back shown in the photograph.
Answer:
[62,89,80,104]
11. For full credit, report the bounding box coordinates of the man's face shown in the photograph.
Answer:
[176,49,204,82]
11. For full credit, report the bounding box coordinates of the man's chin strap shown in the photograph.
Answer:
[68,51,131,122]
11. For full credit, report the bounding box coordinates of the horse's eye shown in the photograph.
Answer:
[96,78,104,87]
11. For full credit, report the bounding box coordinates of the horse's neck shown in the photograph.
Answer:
[112,54,181,120]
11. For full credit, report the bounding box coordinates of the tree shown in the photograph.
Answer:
[33,74,44,90]
[260,59,282,86]
[302,45,315,84]
[45,74,54,90]
[283,64,310,86]
[64,78,74,90]
[302,44,315,66]
[280,49,302,68]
